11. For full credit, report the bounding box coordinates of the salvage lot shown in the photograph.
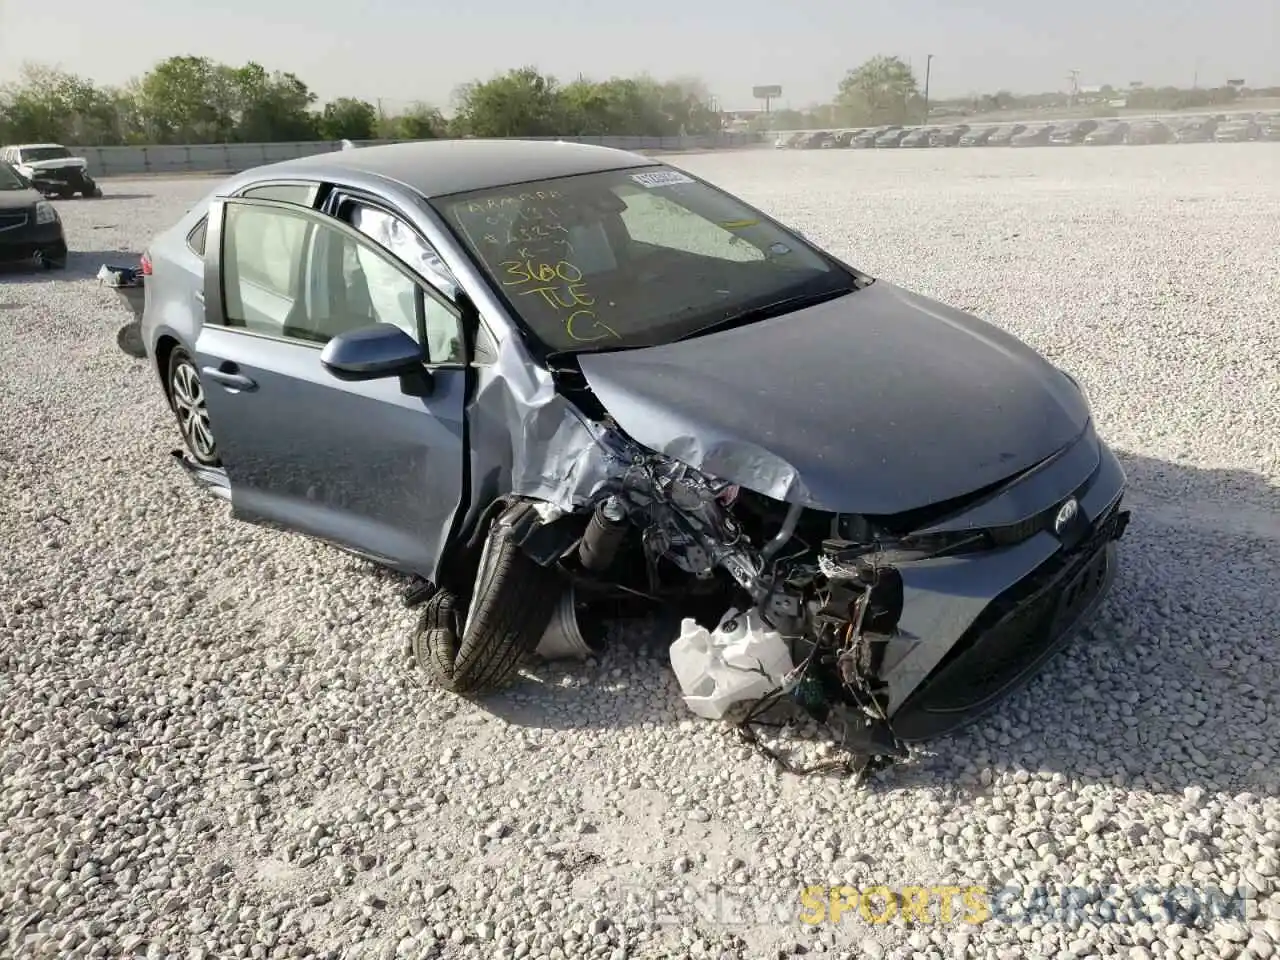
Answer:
[2,144,1279,959]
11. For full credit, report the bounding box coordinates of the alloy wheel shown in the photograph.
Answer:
[171,359,216,461]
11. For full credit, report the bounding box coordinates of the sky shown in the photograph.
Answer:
[1,0,1276,111]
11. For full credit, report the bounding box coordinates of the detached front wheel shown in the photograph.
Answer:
[413,502,562,694]
[167,347,220,466]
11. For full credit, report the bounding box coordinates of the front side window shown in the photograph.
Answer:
[432,166,855,353]
[220,202,461,359]
[348,203,459,299]
[0,163,27,191]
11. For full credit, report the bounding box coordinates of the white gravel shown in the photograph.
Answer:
[2,144,1279,960]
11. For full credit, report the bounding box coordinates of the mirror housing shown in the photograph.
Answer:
[321,323,426,382]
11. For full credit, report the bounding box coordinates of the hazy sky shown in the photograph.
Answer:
[1,0,1275,110]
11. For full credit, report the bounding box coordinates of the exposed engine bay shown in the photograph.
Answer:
[479,418,936,775]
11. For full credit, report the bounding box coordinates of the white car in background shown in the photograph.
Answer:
[0,143,102,199]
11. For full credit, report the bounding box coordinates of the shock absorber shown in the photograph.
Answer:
[578,496,628,572]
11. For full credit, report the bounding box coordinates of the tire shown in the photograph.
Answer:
[413,502,562,694]
[167,347,220,466]
[57,188,74,199]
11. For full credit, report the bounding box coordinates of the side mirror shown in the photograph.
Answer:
[321,323,426,382]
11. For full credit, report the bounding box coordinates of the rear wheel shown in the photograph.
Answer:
[413,502,562,694]
[167,347,219,466]
[56,187,74,199]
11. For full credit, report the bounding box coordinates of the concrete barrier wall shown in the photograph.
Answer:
[73,133,764,177]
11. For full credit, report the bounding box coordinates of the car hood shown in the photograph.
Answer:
[21,157,86,170]
[0,188,41,211]
[576,280,1091,516]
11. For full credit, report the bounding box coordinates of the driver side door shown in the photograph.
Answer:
[195,197,468,579]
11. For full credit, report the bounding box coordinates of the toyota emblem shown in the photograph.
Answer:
[1054,498,1080,536]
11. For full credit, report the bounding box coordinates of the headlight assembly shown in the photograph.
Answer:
[35,201,58,225]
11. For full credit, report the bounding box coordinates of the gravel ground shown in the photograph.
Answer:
[2,143,1279,960]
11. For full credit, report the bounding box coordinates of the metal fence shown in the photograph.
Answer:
[69,133,765,178]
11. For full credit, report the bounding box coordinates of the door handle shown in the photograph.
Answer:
[194,290,205,304]
[201,366,258,391]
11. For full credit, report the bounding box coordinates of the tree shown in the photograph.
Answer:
[835,55,920,125]
[377,102,448,140]
[230,63,318,142]
[450,67,565,137]
[318,97,377,141]
[0,64,126,145]
[135,56,240,142]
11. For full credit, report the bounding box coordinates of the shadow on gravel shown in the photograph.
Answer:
[0,250,140,284]
[879,452,1280,798]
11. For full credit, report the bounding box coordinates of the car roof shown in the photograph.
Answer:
[12,143,66,150]
[253,138,661,198]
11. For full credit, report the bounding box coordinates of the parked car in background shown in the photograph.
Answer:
[986,124,1029,146]
[1010,124,1056,147]
[1175,118,1218,143]
[874,128,911,148]
[851,127,890,148]
[1049,120,1099,145]
[899,127,937,148]
[958,126,999,146]
[800,131,834,149]
[136,138,1129,746]
[1257,115,1280,141]
[834,130,860,147]
[1126,120,1173,144]
[930,125,970,147]
[0,143,103,199]
[1083,121,1129,145]
[1213,119,1259,142]
[0,160,67,269]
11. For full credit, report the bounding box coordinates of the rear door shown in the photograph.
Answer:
[194,195,468,578]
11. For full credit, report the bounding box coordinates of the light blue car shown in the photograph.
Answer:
[139,139,1129,755]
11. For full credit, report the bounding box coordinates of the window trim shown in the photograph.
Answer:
[207,196,466,368]
[235,179,324,207]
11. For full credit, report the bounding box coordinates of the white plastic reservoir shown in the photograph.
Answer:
[669,607,794,720]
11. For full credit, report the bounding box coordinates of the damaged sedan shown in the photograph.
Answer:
[139,140,1129,761]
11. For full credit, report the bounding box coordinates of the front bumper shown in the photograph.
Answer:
[0,214,67,266]
[28,167,96,195]
[877,429,1129,741]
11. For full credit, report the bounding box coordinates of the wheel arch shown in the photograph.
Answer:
[155,334,180,399]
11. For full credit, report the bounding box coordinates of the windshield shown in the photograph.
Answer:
[20,147,72,162]
[433,166,856,353]
[0,163,29,191]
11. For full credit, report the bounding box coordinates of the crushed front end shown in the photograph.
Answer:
[514,414,1128,772]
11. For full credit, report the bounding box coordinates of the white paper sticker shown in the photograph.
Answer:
[631,170,695,188]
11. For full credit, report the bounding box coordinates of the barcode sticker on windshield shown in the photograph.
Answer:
[631,170,695,188]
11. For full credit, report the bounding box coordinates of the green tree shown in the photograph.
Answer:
[835,55,920,125]
[318,98,378,140]
[451,67,565,137]
[0,64,127,145]
[135,56,239,142]
[230,63,318,141]
[377,102,448,139]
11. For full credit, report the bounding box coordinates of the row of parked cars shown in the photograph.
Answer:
[776,113,1280,149]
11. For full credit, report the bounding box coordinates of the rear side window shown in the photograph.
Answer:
[187,218,208,255]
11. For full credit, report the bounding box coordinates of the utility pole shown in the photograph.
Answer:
[1066,69,1080,106]
[1193,57,1203,88]
[922,54,934,124]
